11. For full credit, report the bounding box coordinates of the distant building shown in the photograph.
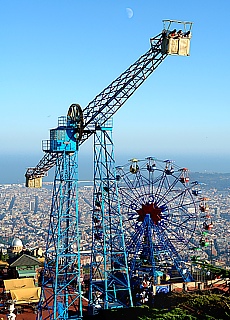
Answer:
[9,254,42,282]
[30,200,35,211]
[9,238,23,255]
[214,207,221,218]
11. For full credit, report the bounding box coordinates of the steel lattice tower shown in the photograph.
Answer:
[37,108,83,320]
[89,120,133,312]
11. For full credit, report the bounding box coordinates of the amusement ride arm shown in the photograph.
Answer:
[25,33,167,182]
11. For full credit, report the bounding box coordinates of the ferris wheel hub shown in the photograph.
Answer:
[137,203,162,225]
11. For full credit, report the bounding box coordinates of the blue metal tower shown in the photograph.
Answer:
[89,120,132,312]
[36,105,83,320]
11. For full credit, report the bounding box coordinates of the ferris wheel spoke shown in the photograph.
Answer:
[169,199,197,213]
[120,184,151,209]
[169,218,196,234]
[120,188,144,210]
[121,168,148,194]
[159,187,193,209]
[125,212,139,222]
[163,210,194,228]
[155,174,182,204]
[164,228,192,245]
[154,172,169,199]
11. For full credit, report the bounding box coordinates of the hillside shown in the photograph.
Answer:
[190,172,230,191]
[85,291,230,319]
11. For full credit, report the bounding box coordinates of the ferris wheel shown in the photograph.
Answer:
[116,157,206,284]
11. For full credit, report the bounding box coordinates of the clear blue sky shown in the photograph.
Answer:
[1,0,230,183]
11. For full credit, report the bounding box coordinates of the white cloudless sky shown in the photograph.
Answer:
[0,0,230,183]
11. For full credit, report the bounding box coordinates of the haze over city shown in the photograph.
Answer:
[1,1,230,184]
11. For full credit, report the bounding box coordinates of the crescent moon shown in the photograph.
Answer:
[126,7,133,19]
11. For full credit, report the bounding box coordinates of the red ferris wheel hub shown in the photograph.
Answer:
[137,203,162,225]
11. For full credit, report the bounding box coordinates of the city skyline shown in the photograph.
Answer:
[1,1,230,184]
[0,177,230,266]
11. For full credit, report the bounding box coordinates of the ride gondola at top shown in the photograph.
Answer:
[160,19,193,56]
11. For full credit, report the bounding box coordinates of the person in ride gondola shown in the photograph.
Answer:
[168,29,177,38]
[162,29,167,39]
[184,30,191,38]
[177,29,183,38]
